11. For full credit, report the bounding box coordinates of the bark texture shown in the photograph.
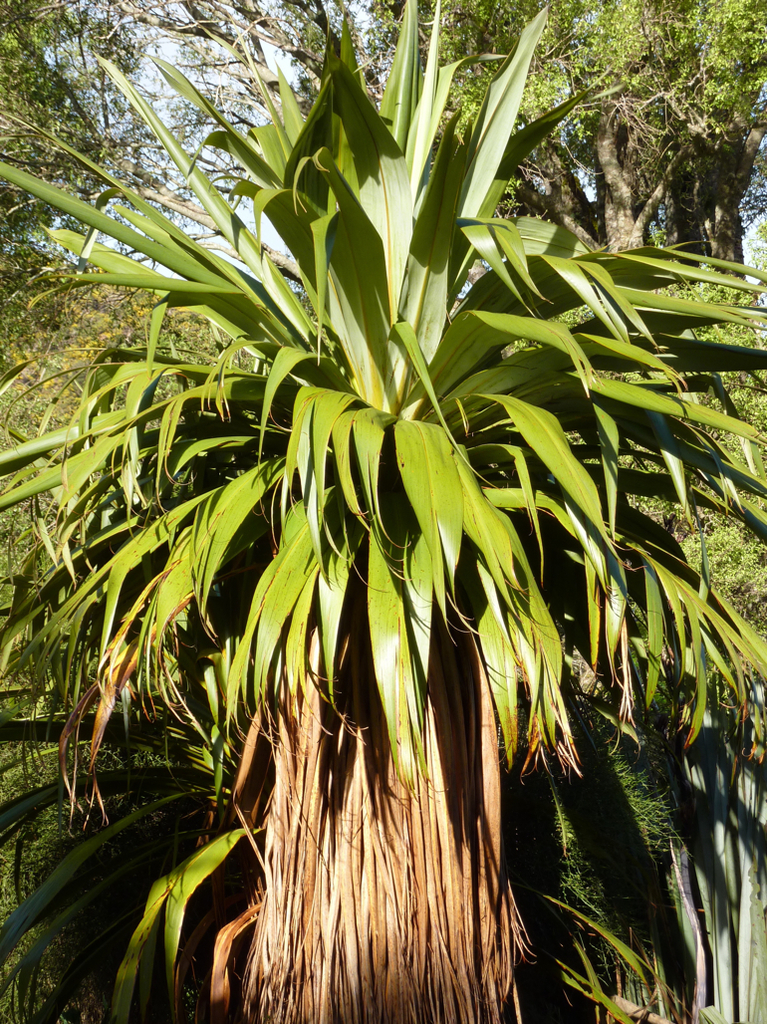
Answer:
[241,621,523,1024]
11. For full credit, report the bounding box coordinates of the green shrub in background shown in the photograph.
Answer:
[0,274,221,1022]
[0,745,198,1024]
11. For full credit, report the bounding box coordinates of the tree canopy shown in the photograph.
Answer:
[440,0,767,259]
[3,0,765,265]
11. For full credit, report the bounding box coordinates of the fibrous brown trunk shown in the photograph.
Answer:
[241,620,523,1024]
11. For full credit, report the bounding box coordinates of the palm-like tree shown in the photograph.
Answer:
[2,5,767,1022]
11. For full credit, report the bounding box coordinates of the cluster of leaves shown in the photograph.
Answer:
[0,743,207,1024]
[0,274,227,1021]
[0,2,766,1021]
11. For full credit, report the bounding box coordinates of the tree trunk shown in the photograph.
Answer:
[241,617,523,1024]
[707,122,766,263]
[596,105,638,252]
[516,96,764,260]
[665,169,703,253]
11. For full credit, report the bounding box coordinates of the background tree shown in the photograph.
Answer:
[3,0,765,264]
[0,0,370,276]
[439,0,767,259]
[0,0,145,258]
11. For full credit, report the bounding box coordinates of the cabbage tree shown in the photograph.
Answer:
[1,4,767,1022]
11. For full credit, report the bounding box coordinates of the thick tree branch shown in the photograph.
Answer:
[736,119,767,197]
[514,182,597,249]
[630,144,693,247]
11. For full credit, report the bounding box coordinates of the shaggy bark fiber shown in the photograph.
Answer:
[241,618,523,1024]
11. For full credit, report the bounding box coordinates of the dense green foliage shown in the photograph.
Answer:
[0,0,143,261]
[2,0,765,264]
[0,3,766,1023]
[439,0,767,258]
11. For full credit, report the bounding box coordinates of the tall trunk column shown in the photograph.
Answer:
[242,624,522,1024]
